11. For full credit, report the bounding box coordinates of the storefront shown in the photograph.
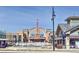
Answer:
[29,36,46,42]
[55,37,66,48]
[70,36,79,48]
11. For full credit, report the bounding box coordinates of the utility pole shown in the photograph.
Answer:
[51,7,56,51]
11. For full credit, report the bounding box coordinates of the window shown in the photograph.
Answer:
[78,32,79,35]
[18,35,21,42]
[0,35,6,39]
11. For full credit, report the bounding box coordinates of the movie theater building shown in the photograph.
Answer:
[12,19,52,44]
[13,27,52,43]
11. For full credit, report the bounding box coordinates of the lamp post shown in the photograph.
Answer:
[51,7,56,51]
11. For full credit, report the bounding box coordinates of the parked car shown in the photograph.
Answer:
[0,40,8,48]
[70,45,75,48]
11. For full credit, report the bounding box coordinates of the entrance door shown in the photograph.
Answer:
[70,39,75,48]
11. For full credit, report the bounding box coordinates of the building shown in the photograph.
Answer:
[0,31,8,48]
[13,28,52,43]
[5,19,53,47]
[6,32,15,46]
[56,16,79,49]
[0,31,6,39]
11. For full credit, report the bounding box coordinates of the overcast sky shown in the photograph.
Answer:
[0,6,79,32]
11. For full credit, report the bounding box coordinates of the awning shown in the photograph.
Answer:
[55,37,64,40]
[70,36,79,39]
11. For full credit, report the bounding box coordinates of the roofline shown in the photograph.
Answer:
[65,25,79,33]
[56,24,63,35]
[65,16,79,21]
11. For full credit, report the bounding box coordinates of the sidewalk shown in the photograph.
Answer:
[0,47,79,53]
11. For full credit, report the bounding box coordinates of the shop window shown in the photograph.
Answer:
[78,32,79,35]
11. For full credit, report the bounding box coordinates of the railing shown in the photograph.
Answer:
[29,37,46,39]
[14,42,52,47]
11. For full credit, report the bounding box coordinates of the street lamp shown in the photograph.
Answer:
[51,7,56,51]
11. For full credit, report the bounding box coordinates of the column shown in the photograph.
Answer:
[17,34,19,43]
[66,33,70,50]
[21,34,23,43]
[28,36,30,43]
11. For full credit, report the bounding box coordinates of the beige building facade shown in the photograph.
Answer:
[12,27,52,43]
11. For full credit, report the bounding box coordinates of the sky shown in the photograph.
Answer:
[0,6,79,32]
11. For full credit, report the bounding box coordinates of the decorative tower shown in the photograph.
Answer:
[36,19,39,35]
[35,19,40,40]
